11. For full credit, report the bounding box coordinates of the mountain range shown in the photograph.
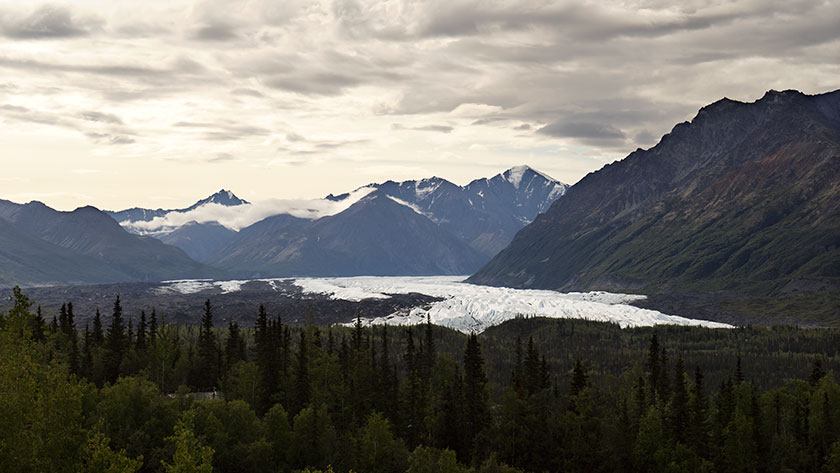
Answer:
[0,166,567,285]
[469,89,840,295]
[112,165,568,278]
[0,200,221,286]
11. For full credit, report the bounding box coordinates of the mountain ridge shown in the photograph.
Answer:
[468,89,840,294]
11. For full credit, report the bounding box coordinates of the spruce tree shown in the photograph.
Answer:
[647,332,660,401]
[511,336,524,396]
[148,308,158,345]
[423,314,435,380]
[690,365,709,454]
[197,299,219,390]
[735,355,745,384]
[81,323,93,379]
[136,310,147,351]
[224,321,245,371]
[669,355,688,443]
[524,337,542,396]
[103,295,125,384]
[58,303,69,336]
[294,329,310,414]
[126,318,134,349]
[92,308,104,346]
[810,358,826,386]
[30,305,45,341]
[570,359,589,397]
[462,333,489,461]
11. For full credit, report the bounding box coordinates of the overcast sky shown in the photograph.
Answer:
[0,0,837,210]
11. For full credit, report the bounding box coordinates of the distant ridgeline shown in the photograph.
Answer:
[0,166,568,286]
[5,288,840,473]
[471,89,840,297]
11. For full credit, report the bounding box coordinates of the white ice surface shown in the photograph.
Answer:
[290,276,732,333]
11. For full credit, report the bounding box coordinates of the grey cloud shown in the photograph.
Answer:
[634,130,657,147]
[0,103,77,129]
[208,153,236,163]
[266,72,361,96]
[471,117,508,126]
[193,23,239,41]
[85,133,135,145]
[538,120,627,147]
[80,111,123,125]
[0,104,28,113]
[2,5,101,39]
[392,123,454,133]
[173,120,272,141]
[231,88,263,97]
[514,123,531,130]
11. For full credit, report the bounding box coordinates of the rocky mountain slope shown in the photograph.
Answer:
[469,90,840,295]
[0,200,222,285]
[112,166,567,277]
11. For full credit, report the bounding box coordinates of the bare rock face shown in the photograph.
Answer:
[469,89,840,295]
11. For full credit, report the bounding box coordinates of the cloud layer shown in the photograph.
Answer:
[0,0,837,210]
[123,186,376,233]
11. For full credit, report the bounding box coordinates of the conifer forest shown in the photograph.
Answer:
[4,287,840,473]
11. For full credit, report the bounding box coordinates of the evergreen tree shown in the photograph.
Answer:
[58,303,69,336]
[403,327,423,448]
[148,308,158,345]
[570,359,589,397]
[511,336,524,396]
[326,328,335,355]
[294,330,310,414]
[136,310,147,351]
[524,337,544,396]
[352,315,364,352]
[126,318,134,349]
[92,308,104,346]
[657,348,670,403]
[669,355,688,443]
[103,295,125,384]
[81,323,93,379]
[647,332,660,400]
[224,321,246,371]
[31,306,45,342]
[690,365,709,455]
[810,358,826,386]
[196,299,219,390]
[735,354,745,384]
[423,314,436,380]
[65,302,80,376]
[463,333,489,462]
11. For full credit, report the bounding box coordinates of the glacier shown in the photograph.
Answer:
[290,275,732,333]
[156,275,732,333]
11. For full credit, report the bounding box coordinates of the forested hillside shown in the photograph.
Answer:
[4,288,840,472]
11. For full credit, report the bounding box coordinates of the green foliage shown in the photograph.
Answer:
[162,411,214,473]
[356,412,409,473]
[78,429,142,473]
[10,286,840,473]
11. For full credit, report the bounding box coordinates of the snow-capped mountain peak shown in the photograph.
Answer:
[189,189,249,210]
[503,164,559,189]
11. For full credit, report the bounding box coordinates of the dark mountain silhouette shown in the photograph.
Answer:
[469,89,840,295]
[0,199,222,285]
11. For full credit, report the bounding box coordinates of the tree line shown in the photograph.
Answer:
[3,287,840,473]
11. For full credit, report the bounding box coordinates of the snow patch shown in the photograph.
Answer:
[158,279,215,294]
[290,276,732,333]
[386,195,432,218]
[414,179,441,200]
[157,279,249,294]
